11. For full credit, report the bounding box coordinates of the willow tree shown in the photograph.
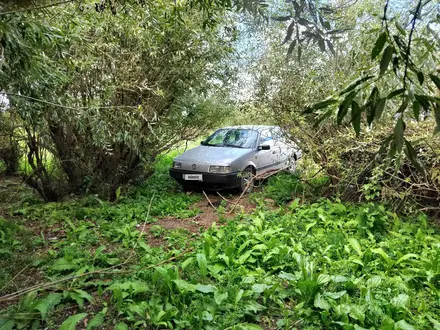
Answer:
[0,1,237,200]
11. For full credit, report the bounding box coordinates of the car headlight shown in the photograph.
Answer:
[173,161,182,169]
[209,166,231,173]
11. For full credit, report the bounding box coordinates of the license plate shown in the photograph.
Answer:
[184,174,203,181]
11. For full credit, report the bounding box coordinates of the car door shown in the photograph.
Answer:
[271,127,289,169]
[255,129,279,174]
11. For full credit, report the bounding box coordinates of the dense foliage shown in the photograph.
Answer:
[1,0,440,329]
[236,0,440,216]
[0,1,236,200]
[1,155,439,329]
[1,134,440,322]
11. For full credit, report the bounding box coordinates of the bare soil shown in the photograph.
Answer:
[138,191,280,248]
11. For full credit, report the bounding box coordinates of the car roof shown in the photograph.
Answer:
[219,125,279,132]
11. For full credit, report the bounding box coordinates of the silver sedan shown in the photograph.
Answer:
[169,125,301,192]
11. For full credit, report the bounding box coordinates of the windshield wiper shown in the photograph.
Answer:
[203,142,219,147]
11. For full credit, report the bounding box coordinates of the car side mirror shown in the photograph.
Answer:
[258,145,270,151]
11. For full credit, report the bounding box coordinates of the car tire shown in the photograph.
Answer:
[239,166,254,193]
[285,154,297,173]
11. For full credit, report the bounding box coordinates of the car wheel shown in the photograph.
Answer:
[239,166,254,193]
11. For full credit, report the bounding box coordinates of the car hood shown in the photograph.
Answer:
[174,146,252,164]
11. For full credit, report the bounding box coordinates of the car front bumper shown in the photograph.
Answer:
[169,169,241,190]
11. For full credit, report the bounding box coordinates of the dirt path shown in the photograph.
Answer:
[139,191,278,247]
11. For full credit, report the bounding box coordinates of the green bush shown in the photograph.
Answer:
[263,172,304,204]
[2,199,440,329]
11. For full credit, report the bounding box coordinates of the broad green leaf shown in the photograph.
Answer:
[427,316,440,329]
[173,279,196,292]
[237,250,252,264]
[371,32,387,60]
[235,289,244,304]
[0,320,14,330]
[298,18,313,26]
[318,38,326,52]
[73,289,94,303]
[387,88,405,99]
[380,46,394,75]
[434,103,440,133]
[429,74,440,90]
[413,101,420,120]
[202,311,213,321]
[181,257,194,269]
[395,319,416,330]
[114,323,129,330]
[287,40,296,57]
[305,221,317,233]
[350,258,364,266]
[404,140,424,174]
[414,94,430,110]
[351,100,361,136]
[394,117,404,153]
[252,244,268,251]
[251,284,269,293]
[234,323,264,330]
[303,99,338,113]
[313,108,333,127]
[196,253,208,276]
[314,293,331,310]
[391,294,409,308]
[196,284,216,293]
[417,71,424,85]
[337,91,357,124]
[371,248,391,266]
[324,291,346,299]
[86,310,106,330]
[312,99,339,110]
[367,87,379,125]
[279,272,296,281]
[375,98,386,120]
[214,290,228,305]
[348,238,362,256]
[209,263,225,274]
[272,15,292,22]
[243,301,266,313]
[398,96,409,113]
[59,313,87,330]
[281,21,295,45]
[34,292,62,319]
[349,304,365,323]
[331,275,349,282]
[317,274,331,285]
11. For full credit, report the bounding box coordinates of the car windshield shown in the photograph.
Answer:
[203,129,258,149]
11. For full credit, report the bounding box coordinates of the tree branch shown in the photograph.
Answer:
[402,0,423,92]
[0,0,76,16]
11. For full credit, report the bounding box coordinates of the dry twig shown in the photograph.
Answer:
[0,248,193,302]
[216,192,228,202]
[202,190,217,210]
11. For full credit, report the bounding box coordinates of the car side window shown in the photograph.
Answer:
[271,128,282,140]
[259,130,273,144]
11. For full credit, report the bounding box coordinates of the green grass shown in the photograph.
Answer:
[1,152,440,329]
[257,171,330,205]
